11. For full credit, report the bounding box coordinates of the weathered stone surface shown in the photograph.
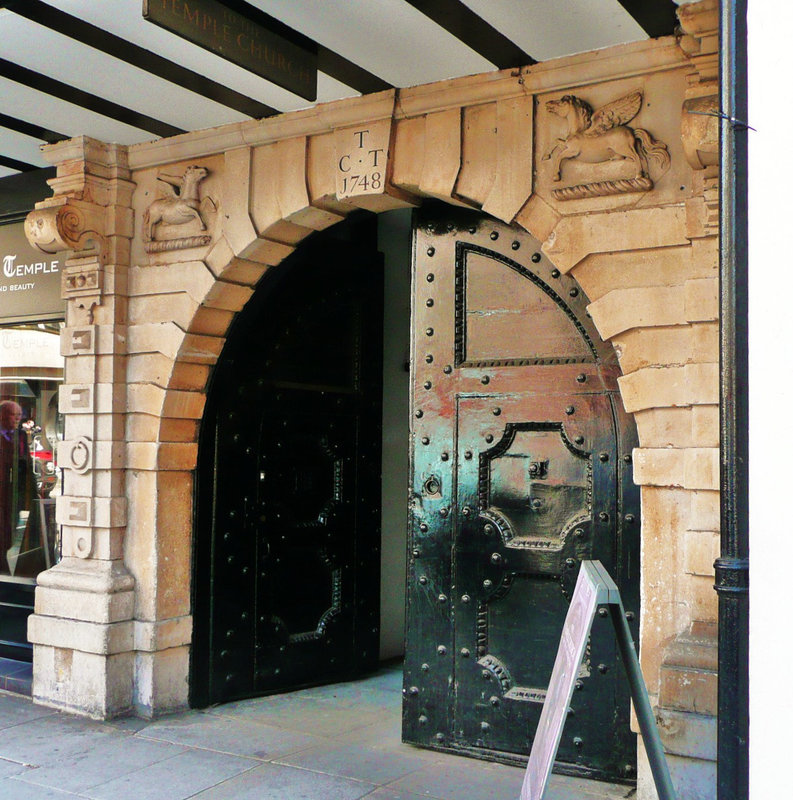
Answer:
[611,323,717,373]
[421,108,462,200]
[619,363,718,413]
[454,102,496,207]
[543,206,688,274]
[481,95,533,223]
[684,277,719,321]
[590,286,686,340]
[683,530,719,576]
[32,646,134,720]
[637,740,716,800]
[28,616,133,655]
[572,245,711,303]
[661,664,718,715]
[134,646,190,718]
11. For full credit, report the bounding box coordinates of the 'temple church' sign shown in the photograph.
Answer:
[143,0,317,101]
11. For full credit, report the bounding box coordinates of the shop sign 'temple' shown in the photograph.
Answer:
[0,222,63,322]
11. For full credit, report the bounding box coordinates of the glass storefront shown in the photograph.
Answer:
[1,196,65,660]
[0,322,64,581]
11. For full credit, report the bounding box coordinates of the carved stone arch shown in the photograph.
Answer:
[25,15,720,796]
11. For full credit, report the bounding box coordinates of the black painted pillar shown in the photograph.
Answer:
[716,1,749,798]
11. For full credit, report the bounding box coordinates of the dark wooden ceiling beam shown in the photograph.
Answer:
[401,0,535,68]
[0,154,39,172]
[615,0,679,39]
[0,58,185,139]
[0,112,67,144]
[3,0,278,119]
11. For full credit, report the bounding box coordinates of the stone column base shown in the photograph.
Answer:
[27,558,136,719]
[31,646,135,719]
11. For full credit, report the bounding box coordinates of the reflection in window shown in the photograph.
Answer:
[0,323,64,580]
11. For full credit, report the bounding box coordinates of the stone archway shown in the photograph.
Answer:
[25,2,719,794]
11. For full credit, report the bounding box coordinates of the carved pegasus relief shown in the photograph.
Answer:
[543,91,671,200]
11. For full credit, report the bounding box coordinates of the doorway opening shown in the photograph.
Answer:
[189,201,639,784]
[191,210,412,707]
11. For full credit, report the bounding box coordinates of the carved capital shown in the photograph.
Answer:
[682,96,719,170]
[25,199,105,256]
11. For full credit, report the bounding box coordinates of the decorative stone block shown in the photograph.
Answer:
[454,102,496,206]
[61,326,96,356]
[481,95,533,224]
[59,385,93,414]
[59,436,93,474]
[618,363,718,412]
[543,206,688,273]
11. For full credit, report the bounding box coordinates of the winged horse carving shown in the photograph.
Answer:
[544,91,670,183]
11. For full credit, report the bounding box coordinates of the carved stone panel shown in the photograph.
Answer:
[141,165,217,255]
[543,90,670,200]
[534,72,690,213]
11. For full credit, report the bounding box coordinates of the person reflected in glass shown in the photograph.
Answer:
[0,400,41,576]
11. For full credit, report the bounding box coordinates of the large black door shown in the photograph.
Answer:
[402,205,640,781]
[192,214,383,706]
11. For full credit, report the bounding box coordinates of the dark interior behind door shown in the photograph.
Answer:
[192,214,384,707]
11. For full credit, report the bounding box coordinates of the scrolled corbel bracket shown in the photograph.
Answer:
[24,198,106,257]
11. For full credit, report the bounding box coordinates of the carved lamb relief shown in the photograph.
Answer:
[543,91,670,200]
[142,165,215,253]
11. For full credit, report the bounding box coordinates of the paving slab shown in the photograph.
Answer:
[190,761,376,800]
[208,694,384,737]
[0,691,57,729]
[0,665,634,800]
[81,748,257,800]
[0,778,81,799]
[0,712,118,767]
[137,710,323,760]
[11,733,187,794]
[275,740,427,785]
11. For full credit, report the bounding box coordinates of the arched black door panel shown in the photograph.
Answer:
[402,205,640,782]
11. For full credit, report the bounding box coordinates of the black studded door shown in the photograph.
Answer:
[192,214,383,706]
[402,205,640,782]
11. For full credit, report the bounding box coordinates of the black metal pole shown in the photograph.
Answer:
[715,1,749,798]
[610,605,676,800]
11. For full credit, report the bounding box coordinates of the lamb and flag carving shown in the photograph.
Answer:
[544,91,670,200]
[142,165,215,253]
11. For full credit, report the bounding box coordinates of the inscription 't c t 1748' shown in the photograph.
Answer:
[335,124,390,200]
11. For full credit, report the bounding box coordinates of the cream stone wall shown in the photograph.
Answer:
[24,1,720,796]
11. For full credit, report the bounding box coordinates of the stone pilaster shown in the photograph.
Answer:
[25,137,136,719]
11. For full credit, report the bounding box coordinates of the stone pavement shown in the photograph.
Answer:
[0,663,634,799]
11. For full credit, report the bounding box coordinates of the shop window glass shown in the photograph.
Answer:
[0,322,64,580]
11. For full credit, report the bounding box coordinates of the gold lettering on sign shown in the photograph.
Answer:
[335,121,391,200]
